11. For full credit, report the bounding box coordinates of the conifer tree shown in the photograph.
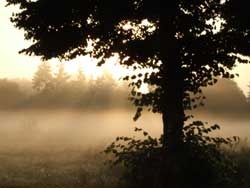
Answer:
[32,62,54,93]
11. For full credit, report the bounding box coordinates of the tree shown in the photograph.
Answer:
[0,79,25,108]
[88,72,116,108]
[201,78,250,116]
[32,62,54,93]
[76,66,86,84]
[54,63,70,90]
[6,0,250,186]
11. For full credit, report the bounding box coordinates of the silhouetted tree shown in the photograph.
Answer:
[32,62,54,93]
[6,1,250,187]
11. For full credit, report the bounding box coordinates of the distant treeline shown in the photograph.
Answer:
[0,78,131,110]
[198,78,250,118]
[0,63,131,110]
[0,62,249,116]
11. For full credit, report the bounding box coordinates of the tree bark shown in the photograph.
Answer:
[160,0,184,152]
[158,1,185,188]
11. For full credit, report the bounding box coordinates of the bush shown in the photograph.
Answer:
[226,139,250,188]
[105,120,241,188]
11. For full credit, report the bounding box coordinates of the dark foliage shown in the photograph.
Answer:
[105,121,241,188]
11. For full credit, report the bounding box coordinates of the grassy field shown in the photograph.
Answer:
[228,140,250,188]
[0,147,121,188]
[0,142,249,188]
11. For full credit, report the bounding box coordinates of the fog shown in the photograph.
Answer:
[0,110,161,152]
[0,109,249,153]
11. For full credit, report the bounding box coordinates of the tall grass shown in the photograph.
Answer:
[0,147,120,188]
[0,141,249,188]
[226,139,250,188]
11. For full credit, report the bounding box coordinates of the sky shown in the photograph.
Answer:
[1,0,250,95]
[0,1,129,80]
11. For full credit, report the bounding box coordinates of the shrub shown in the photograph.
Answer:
[105,120,241,188]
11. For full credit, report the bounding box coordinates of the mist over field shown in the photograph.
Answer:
[0,109,161,151]
[0,109,249,152]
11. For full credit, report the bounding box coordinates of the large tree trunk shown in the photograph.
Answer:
[160,1,184,152]
[158,1,185,188]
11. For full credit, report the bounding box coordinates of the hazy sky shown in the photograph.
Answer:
[1,1,250,95]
